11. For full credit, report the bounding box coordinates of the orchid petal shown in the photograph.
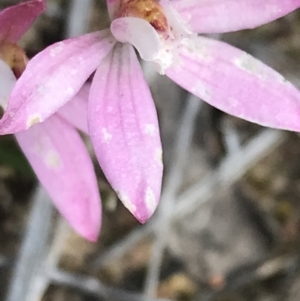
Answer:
[0,58,16,110]
[58,83,90,134]
[88,43,163,223]
[16,114,101,241]
[111,17,160,61]
[0,30,116,135]
[0,0,46,43]
[106,0,122,20]
[166,36,300,131]
[173,0,300,33]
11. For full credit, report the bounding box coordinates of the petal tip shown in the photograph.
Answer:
[73,223,100,242]
[136,214,151,224]
[117,187,160,224]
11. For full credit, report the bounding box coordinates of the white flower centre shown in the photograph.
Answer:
[152,0,195,73]
[111,0,195,74]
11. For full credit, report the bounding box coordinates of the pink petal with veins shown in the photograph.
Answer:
[0,30,116,135]
[16,114,101,241]
[173,0,300,33]
[88,43,163,223]
[166,36,300,131]
[58,83,90,134]
[0,0,46,43]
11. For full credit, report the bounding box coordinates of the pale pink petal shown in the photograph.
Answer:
[0,30,116,134]
[16,114,101,241]
[111,17,160,61]
[106,0,122,20]
[0,59,16,110]
[166,36,300,131]
[173,0,300,33]
[58,83,90,134]
[88,43,163,223]
[0,0,46,43]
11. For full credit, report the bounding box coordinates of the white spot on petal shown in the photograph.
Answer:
[27,114,41,128]
[145,187,157,216]
[155,148,163,165]
[107,106,114,113]
[234,53,290,85]
[192,82,211,100]
[46,151,61,169]
[50,42,64,57]
[145,124,156,136]
[71,69,78,76]
[66,87,74,96]
[234,53,268,80]
[102,128,112,142]
[228,97,239,108]
[117,191,137,214]
[37,84,47,96]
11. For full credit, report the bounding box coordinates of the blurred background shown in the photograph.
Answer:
[1,1,300,300]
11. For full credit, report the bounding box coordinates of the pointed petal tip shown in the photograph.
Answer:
[128,206,156,225]
[135,213,152,225]
[0,0,46,43]
[63,206,101,242]
[117,185,161,224]
[74,224,100,242]
[88,42,163,228]
[15,115,102,242]
[133,204,156,224]
[63,198,102,242]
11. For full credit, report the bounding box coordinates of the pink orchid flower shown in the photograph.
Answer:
[0,0,101,241]
[1,0,300,238]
